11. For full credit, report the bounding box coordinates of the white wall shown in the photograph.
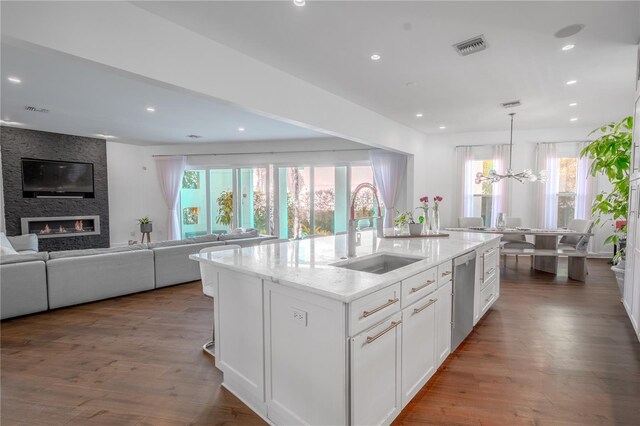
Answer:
[412,125,615,255]
[107,138,379,246]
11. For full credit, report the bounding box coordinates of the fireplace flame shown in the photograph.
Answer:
[74,220,83,232]
[40,224,51,234]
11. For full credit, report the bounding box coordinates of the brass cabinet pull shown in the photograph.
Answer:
[366,320,402,344]
[485,267,495,276]
[362,298,398,317]
[410,280,435,293]
[441,270,452,277]
[413,298,437,314]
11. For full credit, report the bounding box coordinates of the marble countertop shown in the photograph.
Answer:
[190,231,501,303]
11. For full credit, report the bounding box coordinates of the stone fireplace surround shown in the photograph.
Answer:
[1,127,110,251]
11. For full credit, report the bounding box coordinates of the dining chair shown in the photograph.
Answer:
[459,217,483,227]
[199,244,241,354]
[501,217,535,265]
[558,219,594,251]
[260,238,290,245]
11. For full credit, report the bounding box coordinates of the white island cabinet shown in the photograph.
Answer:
[192,232,501,426]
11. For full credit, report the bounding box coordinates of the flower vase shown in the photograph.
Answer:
[432,207,440,233]
[422,208,431,234]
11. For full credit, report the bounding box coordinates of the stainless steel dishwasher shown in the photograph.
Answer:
[452,251,477,351]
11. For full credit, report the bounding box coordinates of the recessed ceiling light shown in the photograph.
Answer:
[566,80,577,85]
[569,102,578,107]
[293,0,305,6]
[370,54,381,61]
[95,133,116,139]
[555,24,585,39]
[238,127,245,132]
[146,107,155,112]
[562,44,575,51]
[416,113,423,118]
[570,117,578,122]
[7,76,21,84]
[405,81,419,87]
[439,126,447,130]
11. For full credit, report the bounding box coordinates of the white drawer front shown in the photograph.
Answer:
[401,268,437,308]
[480,276,498,315]
[483,248,498,285]
[437,261,453,286]
[349,283,401,336]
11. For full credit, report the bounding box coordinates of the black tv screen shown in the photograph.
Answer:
[22,158,94,198]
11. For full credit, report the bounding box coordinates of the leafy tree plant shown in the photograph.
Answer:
[580,116,633,247]
[216,190,234,227]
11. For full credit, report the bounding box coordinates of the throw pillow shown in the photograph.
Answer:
[0,233,18,255]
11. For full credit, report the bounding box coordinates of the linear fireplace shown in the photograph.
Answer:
[21,215,101,239]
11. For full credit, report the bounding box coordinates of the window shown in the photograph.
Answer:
[557,157,577,228]
[471,160,494,227]
[238,168,269,234]
[179,163,374,239]
[180,170,208,239]
[210,169,234,233]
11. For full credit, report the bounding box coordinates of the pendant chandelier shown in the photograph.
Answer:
[475,113,547,184]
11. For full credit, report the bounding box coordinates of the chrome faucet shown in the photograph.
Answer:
[348,183,384,257]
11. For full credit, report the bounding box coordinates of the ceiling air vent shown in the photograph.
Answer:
[501,100,521,108]
[187,134,202,139]
[24,105,49,113]
[453,35,488,56]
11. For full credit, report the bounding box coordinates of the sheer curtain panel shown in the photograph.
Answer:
[491,144,511,226]
[536,143,559,228]
[155,156,187,240]
[456,146,475,218]
[575,142,596,220]
[369,150,407,229]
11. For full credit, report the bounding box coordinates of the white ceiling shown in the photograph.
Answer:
[134,0,640,134]
[0,41,328,145]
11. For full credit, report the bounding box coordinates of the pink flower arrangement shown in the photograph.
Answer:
[419,196,429,203]
[434,196,443,203]
[433,196,443,212]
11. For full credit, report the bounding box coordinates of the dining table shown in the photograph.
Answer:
[445,227,593,281]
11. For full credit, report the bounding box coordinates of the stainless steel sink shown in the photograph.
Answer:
[331,253,423,275]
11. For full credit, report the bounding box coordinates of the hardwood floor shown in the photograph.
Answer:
[1,258,638,425]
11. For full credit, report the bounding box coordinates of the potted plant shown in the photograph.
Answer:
[580,115,633,286]
[137,216,152,233]
[394,210,422,236]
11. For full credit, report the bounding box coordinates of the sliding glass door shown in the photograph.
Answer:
[237,167,269,234]
[180,170,208,239]
[210,169,234,233]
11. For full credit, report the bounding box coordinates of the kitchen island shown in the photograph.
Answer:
[190,231,501,425]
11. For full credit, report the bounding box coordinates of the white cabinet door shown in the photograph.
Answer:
[435,280,453,366]
[401,295,437,407]
[351,312,402,426]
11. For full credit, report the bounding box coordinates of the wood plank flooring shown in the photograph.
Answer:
[1,258,639,425]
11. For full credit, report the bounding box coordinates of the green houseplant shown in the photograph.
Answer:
[580,115,633,263]
[137,216,152,233]
[216,190,234,227]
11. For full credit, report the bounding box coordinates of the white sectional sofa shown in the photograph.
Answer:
[0,253,49,320]
[0,231,277,319]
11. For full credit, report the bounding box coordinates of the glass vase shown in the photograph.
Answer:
[422,208,431,234]
[432,207,440,233]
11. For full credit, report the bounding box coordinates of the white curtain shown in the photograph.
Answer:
[155,156,186,240]
[369,150,407,229]
[536,143,559,228]
[456,146,475,218]
[491,144,511,226]
[575,142,596,220]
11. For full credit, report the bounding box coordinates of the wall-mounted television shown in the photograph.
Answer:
[22,158,95,198]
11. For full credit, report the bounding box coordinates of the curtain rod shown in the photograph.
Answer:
[455,140,588,149]
[152,148,372,158]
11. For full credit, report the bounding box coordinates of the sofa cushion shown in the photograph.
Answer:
[186,234,219,244]
[147,240,187,249]
[7,234,38,252]
[0,252,49,265]
[0,232,18,255]
[219,229,259,241]
[49,244,146,260]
